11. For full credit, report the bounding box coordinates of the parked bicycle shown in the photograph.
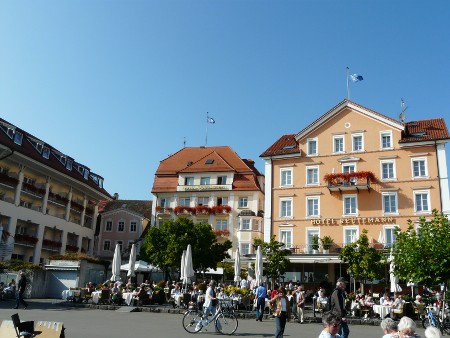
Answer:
[422,306,450,335]
[182,297,238,335]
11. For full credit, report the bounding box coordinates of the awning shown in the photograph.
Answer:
[45,265,79,271]
[200,268,224,275]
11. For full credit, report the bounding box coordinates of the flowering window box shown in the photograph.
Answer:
[212,205,232,214]
[174,206,195,215]
[15,233,39,245]
[323,171,377,192]
[195,205,212,215]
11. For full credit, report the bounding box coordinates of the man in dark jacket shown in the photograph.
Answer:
[330,277,349,338]
[13,271,28,309]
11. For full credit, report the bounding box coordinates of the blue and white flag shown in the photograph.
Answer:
[207,117,215,124]
[350,74,364,82]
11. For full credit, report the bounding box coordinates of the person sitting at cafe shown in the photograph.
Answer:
[381,293,393,306]
[317,290,329,311]
[414,295,426,318]
[392,294,405,319]
[351,295,362,317]
[434,293,448,312]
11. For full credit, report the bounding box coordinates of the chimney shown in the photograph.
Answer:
[113,193,119,200]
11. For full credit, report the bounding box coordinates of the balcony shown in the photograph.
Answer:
[323,171,377,193]
[42,239,62,252]
[66,244,79,252]
[48,192,69,206]
[0,172,19,188]
[14,234,39,246]
[155,206,174,215]
[21,182,46,197]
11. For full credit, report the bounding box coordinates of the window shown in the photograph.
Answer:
[127,240,134,250]
[216,219,228,231]
[343,195,357,215]
[352,134,363,152]
[307,138,318,156]
[306,167,319,185]
[241,242,250,255]
[382,192,398,214]
[343,163,356,184]
[239,197,248,208]
[116,240,123,251]
[381,161,396,180]
[13,132,23,145]
[105,221,112,232]
[280,168,292,186]
[179,197,190,206]
[200,177,210,185]
[306,229,320,251]
[412,158,427,178]
[42,147,50,159]
[414,191,430,213]
[344,227,358,245]
[280,198,292,218]
[380,131,393,149]
[384,226,398,247]
[130,221,137,232]
[118,221,125,232]
[197,197,209,206]
[217,197,228,206]
[241,219,250,230]
[66,158,73,170]
[306,197,319,217]
[333,136,344,153]
[280,229,292,249]
[103,240,111,251]
[160,197,170,208]
[217,176,227,185]
[185,177,194,185]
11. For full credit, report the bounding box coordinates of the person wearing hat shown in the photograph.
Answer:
[330,277,349,338]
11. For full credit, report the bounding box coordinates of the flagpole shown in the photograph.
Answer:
[346,67,350,100]
[205,112,209,146]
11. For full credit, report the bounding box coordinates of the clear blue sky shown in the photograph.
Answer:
[1,1,449,200]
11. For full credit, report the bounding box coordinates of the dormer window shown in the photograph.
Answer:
[13,132,23,145]
[84,169,90,180]
[42,147,50,159]
[66,158,73,170]
[205,159,214,164]
[185,177,194,186]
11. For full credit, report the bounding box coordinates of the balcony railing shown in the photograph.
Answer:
[287,241,387,254]
[155,206,174,214]
[323,171,377,192]
[14,234,39,246]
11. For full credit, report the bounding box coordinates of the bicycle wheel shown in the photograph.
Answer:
[215,311,238,335]
[422,317,432,329]
[182,310,203,334]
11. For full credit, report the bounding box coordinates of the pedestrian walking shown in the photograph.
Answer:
[255,282,267,321]
[330,277,349,338]
[13,271,28,310]
[296,285,306,323]
[269,286,291,338]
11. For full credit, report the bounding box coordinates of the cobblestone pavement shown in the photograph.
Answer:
[0,299,427,338]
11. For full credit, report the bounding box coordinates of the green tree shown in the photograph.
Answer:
[253,236,291,286]
[339,229,384,290]
[140,217,232,279]
[393,210,450,302]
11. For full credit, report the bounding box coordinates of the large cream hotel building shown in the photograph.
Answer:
[260,100,450,283]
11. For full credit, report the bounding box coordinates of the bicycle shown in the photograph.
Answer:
[182,297,238,335]
[422,306,450,335]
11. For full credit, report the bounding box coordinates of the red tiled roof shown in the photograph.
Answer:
[152,146,264,193]
[260,134,298,157]
[0,117,112,199]
[400,118,450,143]
[102,200,153,219]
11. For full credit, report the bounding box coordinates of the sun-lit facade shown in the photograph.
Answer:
[151,146,265,257]
[0,117,112,264]
[260,100,450,283]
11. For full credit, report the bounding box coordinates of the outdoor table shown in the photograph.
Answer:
[61,289,80,301]
[91,291,102,304]
[373,304,391,318]
[122,292,134,306]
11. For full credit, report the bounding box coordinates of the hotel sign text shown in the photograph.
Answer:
[311,217,395,226]
[178,185,231,192]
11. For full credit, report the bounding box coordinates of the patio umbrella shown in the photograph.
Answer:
[183,244,195,287]
[255,245,263,285]
[180,250,186,282]
[389,249,402,293]
[234,247,241,285]
[121,260,156,272]
[110,243,122,282]
[127,243,136,278]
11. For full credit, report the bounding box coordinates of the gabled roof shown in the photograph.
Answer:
[400,118,450,143]
[179,151,235,173]
[152,146,263,193]
[260,134,299,158]
[295,99,404,141]
[260,100,449,158]
[101,200,153,219]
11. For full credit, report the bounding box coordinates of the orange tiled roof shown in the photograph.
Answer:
[260,134,298,157]
[152,146,263,193]
[400,118,450,143]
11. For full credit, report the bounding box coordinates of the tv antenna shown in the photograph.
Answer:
[399,98,408,122]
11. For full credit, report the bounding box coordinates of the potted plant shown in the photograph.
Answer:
[312,235,320,253]
[321,235,334,253]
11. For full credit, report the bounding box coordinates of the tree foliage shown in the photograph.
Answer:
[339,229,384,282]
[140,217,232,275]
[393,210,450,287]
[253,236,291,283]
